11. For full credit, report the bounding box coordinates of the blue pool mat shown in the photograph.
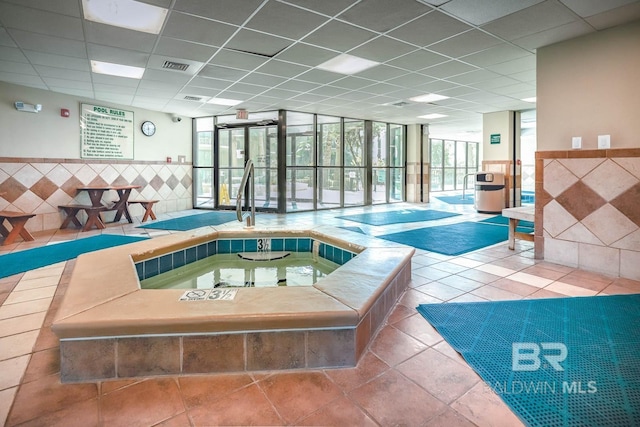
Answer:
[137,211,238,231]
[481,215,535,230]
[0,234,148,279]
[335,209,460,226]
[338,226,367,234]
[378,221,508,255]
[417,295,640,427]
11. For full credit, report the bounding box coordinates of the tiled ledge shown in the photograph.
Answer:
[535,148,640,159]
[52,224,414,382]
[0,156,193,165]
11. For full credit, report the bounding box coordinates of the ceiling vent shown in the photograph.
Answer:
[162,60,190,71]
[183,95,203,102]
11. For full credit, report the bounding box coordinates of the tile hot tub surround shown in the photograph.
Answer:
[52,225,414,383]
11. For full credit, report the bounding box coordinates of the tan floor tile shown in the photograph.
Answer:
[425,407,478,427]
[178,373,254,409]
[153,411,191,427]
[101,378,185,427]
[369,325,429,366]
[558,274,611,292]
[471,285,522,301]
[0,355,31,391]
[521,264,569,281]
[398,288,443,308]
[490,277,540,296]
[524,289,567,299]
[432,340,467,365]
[19,263,65,281]
[0,330,39,361]
[189,383,283,426]
[397,348,481,404]
[392,313,444,346]
[449,293,489,303]
[507,271,553,288]
[3,286,56,305]
[0,387,17,427]
[349,369,447,426]
[413,266,453,281]
[387,303,415,324]
[476,264,517,277]
[452,382,525,427]
[324,351,390,392]
[599,284,639,295]
[259,371,343,424]
[437,274,485,291]
[13,276,61,292]
[430,261,470,274]
[417,281,467,301]
[297,395,378,426]
[0,298,51,321]
[448,257,484,268]
[0,311,47,337]
[546,281,598,297]
[14,398,99,427]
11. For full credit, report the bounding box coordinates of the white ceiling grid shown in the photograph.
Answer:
[0,0,639,136]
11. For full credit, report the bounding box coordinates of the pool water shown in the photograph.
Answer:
[140,252,340,290]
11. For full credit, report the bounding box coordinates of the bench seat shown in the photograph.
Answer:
[0,210,36,245]
[59,205,109,232]
[127,200,158,222]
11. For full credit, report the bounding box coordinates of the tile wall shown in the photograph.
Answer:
[0,158,192,233]
[536,149,640,280]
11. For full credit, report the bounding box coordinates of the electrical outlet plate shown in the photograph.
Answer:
[598,134,611,149]
[572,137,582,149]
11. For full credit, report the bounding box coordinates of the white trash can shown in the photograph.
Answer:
[474,172,505,213]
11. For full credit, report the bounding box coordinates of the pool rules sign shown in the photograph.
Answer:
[80,103,134,159]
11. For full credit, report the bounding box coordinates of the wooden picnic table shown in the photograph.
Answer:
[76,185,141,223]
[502,206,535,250]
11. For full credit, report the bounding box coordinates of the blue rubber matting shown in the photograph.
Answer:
[417,295,640,427]
[0,234,148,279]
[335,209,459,226]
[137,211,238,230]
[480,215,535,232]
[338,226,367,234]
[378,221,508,255]
[434,195,475,205]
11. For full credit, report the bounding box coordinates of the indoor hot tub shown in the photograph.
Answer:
[52,225,414,383]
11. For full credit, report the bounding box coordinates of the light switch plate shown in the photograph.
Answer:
[598,134,611,149]
[572,137,582,149]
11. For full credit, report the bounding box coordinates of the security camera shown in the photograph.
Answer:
[171,114,182,123]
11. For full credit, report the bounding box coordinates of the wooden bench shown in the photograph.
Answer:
[0,211,36,245]
[502,206,535,250]
[59,205,109,232]
[127,200,158,222]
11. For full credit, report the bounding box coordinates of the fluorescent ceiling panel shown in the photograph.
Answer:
[317,54,380,75]
[522,97,537,102]
[418,113,448,119]
[207,98,243,106]
[82,0,168,34]
[91,60,144,79]
[410,93,450,103]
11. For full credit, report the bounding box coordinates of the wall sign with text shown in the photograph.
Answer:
[80,103,134,159]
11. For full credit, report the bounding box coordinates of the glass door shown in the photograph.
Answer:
[217,124,279,211]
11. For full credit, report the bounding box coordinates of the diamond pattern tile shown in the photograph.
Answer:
[558,158,606,178]
[543,199,578,238]
[30,176,58,201]
[0,177,28,203]
[582,159,638,201]
[610,183,640,228]
[612,158,640,180]
[582,204,638,246]
[166,174,179,190]
[61,176,84,198]
[556,181,607,221]
[543,160,578,197]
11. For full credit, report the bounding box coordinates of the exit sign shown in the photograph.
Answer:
[490,133,501,144]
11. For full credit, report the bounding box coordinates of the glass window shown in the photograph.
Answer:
[389,168,403,202]
[372,122,387,167]
[344,119,364,167]
[318,116,341,167]
[390,124,403,167]
[372,167,386,204]
[286,168,314,211]
[344,168,364,206]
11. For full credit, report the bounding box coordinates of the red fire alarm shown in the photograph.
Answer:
[61,108,70,118]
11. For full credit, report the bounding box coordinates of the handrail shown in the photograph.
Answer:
[236,159,255,228]
[462,172,476,200]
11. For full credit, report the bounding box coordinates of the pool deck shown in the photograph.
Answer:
[52,223,414,382]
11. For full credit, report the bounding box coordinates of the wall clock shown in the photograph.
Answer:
[141,121,156,136]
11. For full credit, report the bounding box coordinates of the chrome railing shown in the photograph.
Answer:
[236,159,255,228]
[462,172,476,200]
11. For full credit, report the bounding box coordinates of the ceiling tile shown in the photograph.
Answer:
[585,2,640,30]
[1,0,81,17]
[240,72,288,87]
[163,12,236,47]
[482,1,579,41]
[360,82,398,95]
[173,0,264,25]
[302,20,376,52]
[225,82,268,95]
[143,69,192,84]
[338,0,432,33]
[94,93,134,105]
[485,55,536,75]
[309,85,347,97]
[296,69,343,84]
[43,77,92,89]
[245,1,328,40]
[446,69,502,85]
[0,28,17,48]
[561,0,639,17]
[428,29,503,57]
[34,65,90,81]
[188,77,233,90]
[283,0,359,17]
[388,10,472,46]
[91,73,140,88]
[155,37,219,63]
[461,43,532,67]
[0,74,45,89]
[329,76,375,90]
[9,30,87,58]
[84,22,158,53]
[421,60,477,79]
[275,79,318,92]
[384,72,432,87]
[87,44,149,68]
[441,0,545,25]
[0,3,83,41]
[0,60,36,74]
[23,50,89,71]
[93,83,137,95]
[49,87,94,98]
[209,48,270,70]
[333,90,374,101]
[276,43,337,66]
[0,46,28,62]
[354,64,407,81]
[225,29,292,57]
[348,36,415,62]
[256,60,310,78]
[386,49,449,71]
[198,65,249,81]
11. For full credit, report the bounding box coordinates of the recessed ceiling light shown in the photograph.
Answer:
[91,60,144,79]
[207,98,243,106]
[418,113,448,119]
[317,54,380,75]
[409,93,450,103]
[82,0,168,34]
[522,97,537,103]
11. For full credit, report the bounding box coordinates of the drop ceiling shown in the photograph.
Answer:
[0,0,639,137]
